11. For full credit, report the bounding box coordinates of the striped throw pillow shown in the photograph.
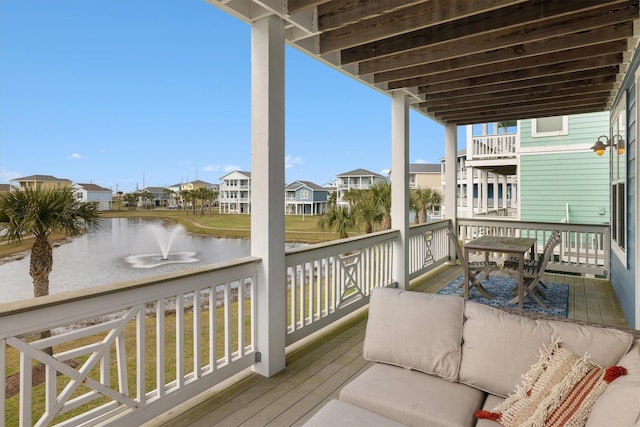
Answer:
[476,338,627,427]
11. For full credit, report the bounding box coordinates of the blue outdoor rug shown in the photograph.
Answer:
[437,275,569,318]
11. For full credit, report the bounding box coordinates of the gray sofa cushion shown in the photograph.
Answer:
[586,339,640,427]
[340,363,485,427]
[459,302,634,397]
[303,400,407,427]
[476,394,505,427]
[363,288,464,381]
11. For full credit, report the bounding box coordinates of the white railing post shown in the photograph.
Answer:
[250,14,286,377]
[391,92,409,289]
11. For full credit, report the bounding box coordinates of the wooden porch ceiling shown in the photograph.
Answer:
[207,0,639,125]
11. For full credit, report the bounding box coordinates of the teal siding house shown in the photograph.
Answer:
[519,112,611,224]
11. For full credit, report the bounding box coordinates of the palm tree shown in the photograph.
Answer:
[0,187,102,299]
[370,181,392,230]
[342,189,381,233]
[317,205,355,239]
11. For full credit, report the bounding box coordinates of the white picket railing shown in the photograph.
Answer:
[284,230,398,345]
[408,220,451,280]
[1,257,260,426]
[471,134,517,159]
[1,218,613,425]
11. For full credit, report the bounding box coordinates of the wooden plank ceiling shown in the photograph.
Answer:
[208,0,639,125]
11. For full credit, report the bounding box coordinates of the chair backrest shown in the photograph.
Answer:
[536,231,562,274]
[447,229,468,268]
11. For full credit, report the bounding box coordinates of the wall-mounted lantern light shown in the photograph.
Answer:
[591,134,625,156]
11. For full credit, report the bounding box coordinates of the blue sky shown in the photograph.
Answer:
[0,1,454,193]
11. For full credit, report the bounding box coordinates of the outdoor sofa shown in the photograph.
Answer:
[304,288,640,427]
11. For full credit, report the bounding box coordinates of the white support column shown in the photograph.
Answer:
[502,175,508,211]
[391,93,410,290]
[251,15,286,377]
[445,125,458,259]
[481,170,489,214]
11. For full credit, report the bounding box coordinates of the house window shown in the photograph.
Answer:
[531,116,568,137]
[611,98,628,257]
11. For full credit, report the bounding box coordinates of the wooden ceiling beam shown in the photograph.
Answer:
[385,43,625,89]
[423,81,616,109]
[423,85,614,112]
[319,0,527,54]
[427,91,611,116]
[416,55,622,95]
[436,104,608,126]
[287,0,330,15]
[339,0,633,65]
[318,0,423,31]
[420,70,619,100]
[436,100,607,124]
[356,3,636,73]
[372,25,632,83]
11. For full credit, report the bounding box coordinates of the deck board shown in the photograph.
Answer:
[150,264,630,427]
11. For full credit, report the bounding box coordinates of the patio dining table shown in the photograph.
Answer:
[463,235,536,309]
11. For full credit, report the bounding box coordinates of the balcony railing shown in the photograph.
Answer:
[1,258,260,426]
[0,218,610,425]
[458,218,610,278]
[470,134,517,159]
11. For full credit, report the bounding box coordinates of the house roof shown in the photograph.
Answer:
[336,168,387,178]
[75,183,111,192]
[12,174,71,183]
[207,1,639,126]
[286,180,326,191]
[409,164,441,174]
[220,170,252,179]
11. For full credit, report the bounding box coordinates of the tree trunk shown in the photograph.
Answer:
[419,207,427,224]
[29,235,54,355]
[30,235,52,298]
[382,214,392,230]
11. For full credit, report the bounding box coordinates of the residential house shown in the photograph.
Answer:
[141,186,172,207]
[72,183,112,211]
[409,163,441,190]
[219,171,251,214]
[334,168,389,207]
[285,180,327,215]
[0,183,13,193]
[9,174,72,191]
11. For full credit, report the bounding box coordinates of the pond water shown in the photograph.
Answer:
[0,218,251,304]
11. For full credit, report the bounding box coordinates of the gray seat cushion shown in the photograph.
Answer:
[340,363,486,427]
[303,399,406,427]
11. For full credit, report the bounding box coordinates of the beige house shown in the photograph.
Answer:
[9,174,72,191]
[409,163,441,190]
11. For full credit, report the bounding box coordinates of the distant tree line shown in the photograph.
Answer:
[317,182,442,239]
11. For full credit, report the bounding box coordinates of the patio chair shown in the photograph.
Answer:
[447,229,499,299]
[505,231,561,308]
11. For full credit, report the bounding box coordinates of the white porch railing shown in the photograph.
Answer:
[471,134,517,159]
[1,218,612,425]
[457,219,610,278]
[1,257,259,426]
[284,230,398,346]
[408,220,451,280]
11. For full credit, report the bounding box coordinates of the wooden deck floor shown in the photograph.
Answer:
[148,264,630,427]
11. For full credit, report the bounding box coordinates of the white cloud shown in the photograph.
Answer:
[380,168,391,176]
[0,167,21,183]
[69,153,86,160]
[285,155,303,169]
[413,158,428,164]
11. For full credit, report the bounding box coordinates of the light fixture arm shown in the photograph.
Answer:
[591,134,625,156]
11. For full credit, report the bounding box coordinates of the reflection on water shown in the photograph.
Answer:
[0,218,250,304]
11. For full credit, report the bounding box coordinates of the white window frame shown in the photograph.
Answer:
[299,189,309,200]
[611,96,628,264]
[531,115,569,137]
